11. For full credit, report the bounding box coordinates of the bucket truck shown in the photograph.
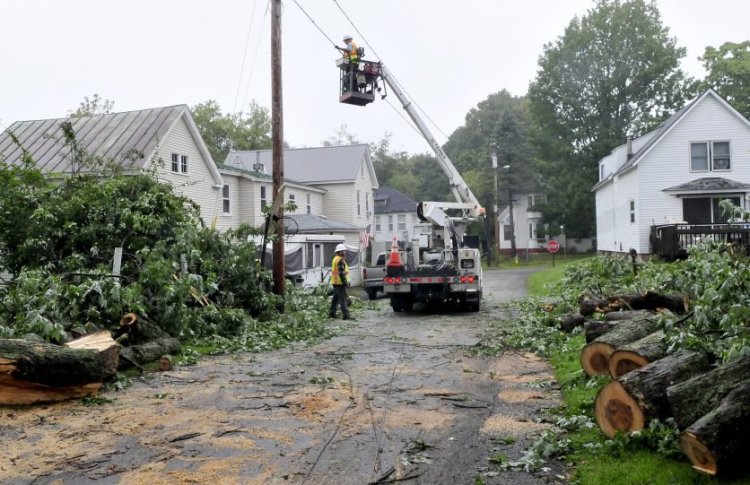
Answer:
[338,58,485,312]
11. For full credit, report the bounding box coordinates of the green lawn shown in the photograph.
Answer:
[528,263,750,485]
[525,255,592,295]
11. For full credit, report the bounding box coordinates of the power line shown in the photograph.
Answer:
[290,0,338,47]
[233,0,259,114]
[240,1,271,111]
[384,97,423,139]
[331,0,382,61]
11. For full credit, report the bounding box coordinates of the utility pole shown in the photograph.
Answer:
[271,0,285,305]
[491,150,498,266]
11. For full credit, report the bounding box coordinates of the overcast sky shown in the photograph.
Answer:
[1,0,749,156]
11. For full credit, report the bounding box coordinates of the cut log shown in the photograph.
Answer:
[158,354,174,372]
[0,338,113,405]
[605,310,652,321]
[119,337,181,370]
[579,291,688,317]
[65,330,120,378]
[680,380,750,476]
[608,331,667,379]
[594,350,709,437]
[118,313,170,345]
[580,317,660,376]
[558,313,585,333]
[584,320,619,344]
[666,354,750,430]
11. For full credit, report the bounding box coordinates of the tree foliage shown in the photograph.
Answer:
[69,94,114,118]
[696,41,750,119]
[528,0,692,237]
[191,100,272,163]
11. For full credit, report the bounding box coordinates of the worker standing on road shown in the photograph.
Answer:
[329,243,352,320]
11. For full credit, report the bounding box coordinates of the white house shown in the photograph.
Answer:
[224,144,378,248]
[497,193,547,254]
[0,105,226,226]
[593,89,750,256]
[371,186,432,262]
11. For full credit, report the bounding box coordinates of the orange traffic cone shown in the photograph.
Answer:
[387,235,402,268]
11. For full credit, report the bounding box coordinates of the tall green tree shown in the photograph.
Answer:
[696,41,750,118]
[528,0,691,237]
[191,100,272,163]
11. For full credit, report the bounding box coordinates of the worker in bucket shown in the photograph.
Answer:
[337,34,364,92]
[337,34,359,64]
[329,243,352,320]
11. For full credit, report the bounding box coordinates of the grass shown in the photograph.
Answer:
[532,263,750,485]
[526,255,593,296]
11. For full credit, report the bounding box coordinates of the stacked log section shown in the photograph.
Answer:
[64,330,119,377]
[594,350,709,437]
[119,338,181,370]
[608,331,667,378]
[666,354,750,430]
[679,380,750,476]
[558,313,585,333]
[0,339,112,405]
[580,317,660,376]
[579,292,688,317]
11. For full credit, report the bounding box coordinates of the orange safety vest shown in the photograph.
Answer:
[345,41,359,62]
[331,254,349,285]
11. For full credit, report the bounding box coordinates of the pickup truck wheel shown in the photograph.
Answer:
[365,288,378,300]
[470,300,481,312]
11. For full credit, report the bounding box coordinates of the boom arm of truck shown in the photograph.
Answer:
[379,64,484,223]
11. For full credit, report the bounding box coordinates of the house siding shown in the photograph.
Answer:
[155,115,222,228]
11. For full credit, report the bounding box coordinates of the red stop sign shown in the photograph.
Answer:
[547,240,560,253]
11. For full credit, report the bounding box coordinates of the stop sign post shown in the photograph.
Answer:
[547,240,560,267]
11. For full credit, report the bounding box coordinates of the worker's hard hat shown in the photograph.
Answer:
[343,34,353,41]
[335,243,347,252]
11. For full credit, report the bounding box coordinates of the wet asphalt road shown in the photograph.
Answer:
[1,268,564,485]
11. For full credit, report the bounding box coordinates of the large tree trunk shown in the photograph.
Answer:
[119,337,181,370]
[594,350,709,437]
[605,310,652,321]
[608,331,667,379]
[579,291,688,317]
[0,337,115,405]
[680,380,750,476]
[666,354,750,430]
[584,320,619,344]
[580,317,660,376]
[559,313,585,333]
[64,330,119,377]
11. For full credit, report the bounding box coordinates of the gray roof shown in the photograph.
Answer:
[285,213,363,233]
[374,186,417,214]
[225,144,376,184]
[0,105,190,174]
[663,177,750,193]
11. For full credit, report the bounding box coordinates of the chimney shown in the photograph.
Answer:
[626,138,633,160]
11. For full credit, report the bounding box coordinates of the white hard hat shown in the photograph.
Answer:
[335,243,347,252]
[343,34,353,41]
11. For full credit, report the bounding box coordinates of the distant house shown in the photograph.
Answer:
[0,105,226,226]
[371,186,431,262]
[497,193,546,254]
[224,144,378,248]
[593,89,750,256]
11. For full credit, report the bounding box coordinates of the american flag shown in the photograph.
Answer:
[359,230,370,248]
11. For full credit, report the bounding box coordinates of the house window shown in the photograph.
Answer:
[375,216,381,233]
[366,193,369,212]
[599,163,605,180]
[682,196,741,224]
[529,223,534,239]
[306,193,311,214]
[180,155,188,173]
[171,154,188,173]
[388,215,394,232]
[713,141,730,170]
[629,199,635,224]
[260,186,267,210]
[503,225,512,240]
[171,154,179,172]
[528,195,534,207]
[357,191,361,216]
[398,214,406,231]
[222,185,230,214]
[690,142,708,171]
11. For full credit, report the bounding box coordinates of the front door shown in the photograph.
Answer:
[682,196,741,224]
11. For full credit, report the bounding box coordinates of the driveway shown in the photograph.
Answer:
[0,269,563,484]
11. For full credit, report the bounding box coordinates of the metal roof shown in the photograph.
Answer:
[0,105,190,174]
[225,144,376,184]
[663,177,750,193]
[284,213,363,233]
[374,186,417,214]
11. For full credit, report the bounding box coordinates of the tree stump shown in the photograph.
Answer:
[680,380,750,476]
[580,317,660,376]
[608,330,667,378]
[666,354,750,430]
[594,350,709,437]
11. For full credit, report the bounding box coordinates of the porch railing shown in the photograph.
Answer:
[650,223,750,260]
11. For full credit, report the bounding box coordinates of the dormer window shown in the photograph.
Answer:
[252,162,265,173]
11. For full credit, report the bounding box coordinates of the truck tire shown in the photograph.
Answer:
[390,295,412,313]
[366,287,378,300]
